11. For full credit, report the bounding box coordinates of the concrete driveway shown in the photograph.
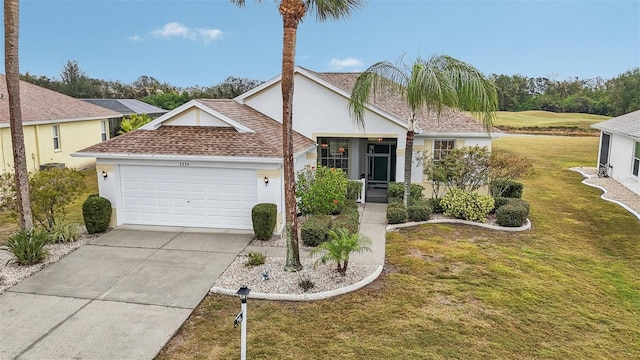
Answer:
[0,226,252,360]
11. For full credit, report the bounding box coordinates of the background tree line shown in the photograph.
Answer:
[20,60,263,110]
[489,67,639,116]
[20,61,639,116]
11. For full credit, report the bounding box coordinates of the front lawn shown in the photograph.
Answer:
[157,136,640,359]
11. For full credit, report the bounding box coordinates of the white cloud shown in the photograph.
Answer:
[129,22,225,42]
[199,28,224,42]
[328,57,363,71]
[152,22,196,40]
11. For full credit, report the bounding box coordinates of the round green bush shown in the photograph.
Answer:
[301,215,332,247]
[386,205,408,224]
[508,198,530,216]
[251,203,277,240]
[408,203,432,222]
[82,195,112,234]
[491,197,511,213]
[427,197,444,214]
[496,204,528,227]
[330,213,359,235]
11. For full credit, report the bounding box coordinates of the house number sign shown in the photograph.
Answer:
[179,162,190,167]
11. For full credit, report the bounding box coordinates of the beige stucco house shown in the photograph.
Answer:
[0,74,122,173]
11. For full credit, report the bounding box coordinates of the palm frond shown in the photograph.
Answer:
[308,0,367,22]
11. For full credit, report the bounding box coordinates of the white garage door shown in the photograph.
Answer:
[120,166,257,229]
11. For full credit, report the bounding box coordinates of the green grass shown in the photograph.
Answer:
[157,136,640,360]
[495,111,610,135]
[0,167,98,244]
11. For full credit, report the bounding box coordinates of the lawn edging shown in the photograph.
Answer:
[386,218,532,232]
[210,264,383,301]
[570,168,640,221]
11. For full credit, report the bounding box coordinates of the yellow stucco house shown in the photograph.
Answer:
[1,74,122,173]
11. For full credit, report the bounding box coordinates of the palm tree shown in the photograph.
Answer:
[349,55,498,206]
[231,0,365,271]
[310,228,372,276]
[4,0,33,230]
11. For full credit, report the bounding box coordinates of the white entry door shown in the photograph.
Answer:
[120,165,257,229]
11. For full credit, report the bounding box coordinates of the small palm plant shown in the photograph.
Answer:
[310,228,372,277]
[2,229,51,265]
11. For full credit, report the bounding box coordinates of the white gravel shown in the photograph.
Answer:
[0,230,98,294]
[571,167,640,218]
[213,255,378,295]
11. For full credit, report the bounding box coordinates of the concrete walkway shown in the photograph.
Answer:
[241,203,387,266]
[0,227,252,360]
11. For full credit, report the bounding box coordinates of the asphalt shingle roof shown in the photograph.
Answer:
[0,74,122,124]
[308,69,491,134]
[78,99,316,158]
[592,110,640,140]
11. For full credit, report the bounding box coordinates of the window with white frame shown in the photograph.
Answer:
[318,138,349,174]
[52,125,61,150]
[101,121,108,141]
[633,141,640,178]
[433,140,455,161]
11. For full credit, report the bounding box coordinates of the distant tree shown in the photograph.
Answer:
[206,76,263,98]
[4,0,33,230]
[142,92,191,110]
[59,60,101,98]
[606,68,640,116]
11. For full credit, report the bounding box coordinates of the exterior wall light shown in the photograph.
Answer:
[263,176,269,186]
[101,171,108,179]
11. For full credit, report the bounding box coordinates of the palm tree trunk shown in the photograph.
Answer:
[4,0,33,231]
[280,0,306,271]
[403,130,414,207]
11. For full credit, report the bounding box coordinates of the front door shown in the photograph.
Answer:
[366,142,393,203]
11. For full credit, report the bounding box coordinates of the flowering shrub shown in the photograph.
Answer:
[440,188,494,223]
[296,165,348,215]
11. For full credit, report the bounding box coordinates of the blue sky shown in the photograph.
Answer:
[2,0,639,88]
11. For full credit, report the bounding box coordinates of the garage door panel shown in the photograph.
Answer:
[120,166,257,229]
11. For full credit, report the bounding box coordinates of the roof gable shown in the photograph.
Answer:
[236,67,490,135]
[76,99,316,160]
[0,74,122,125]
[592,110,640,140]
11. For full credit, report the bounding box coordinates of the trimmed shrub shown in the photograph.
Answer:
[301,215,332,247]
[251,203,277,240]
[346,180,363,201]
[427,197,444,214]
[387,183,424,203]
[331,213,359,235]
[338,199,359,216]
[491,197,511,213]
[82,195,112,234]
[50,221,80,243]
[408,203,432,222]
[245,251,266,267]
[296,166,348,215]
[440,188,494,223]
[387,203,408,224]
[496,204,528,227]
[508,198,530,216]
[2,229,51,265]
[490,180,524,198]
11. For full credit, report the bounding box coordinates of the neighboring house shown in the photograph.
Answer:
[0,74,122,173]
[74,67,492,231]
[82,99,168,138]
[592,110,640,195]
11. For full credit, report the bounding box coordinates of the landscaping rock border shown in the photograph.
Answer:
[386,217,531,232]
